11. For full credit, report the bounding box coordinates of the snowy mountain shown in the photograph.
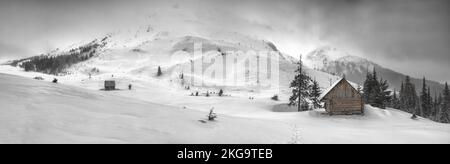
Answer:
[4,14,334,95]
[305,46,445,95]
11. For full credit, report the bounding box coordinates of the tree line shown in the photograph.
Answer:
[10,39,106,75]
[363,68,450,123]
[289,56,449,123]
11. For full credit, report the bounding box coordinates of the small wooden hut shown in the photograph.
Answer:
[104,80,116,91]
[319,78,363,115]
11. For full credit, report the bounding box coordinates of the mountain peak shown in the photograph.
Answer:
[304,46,444,96]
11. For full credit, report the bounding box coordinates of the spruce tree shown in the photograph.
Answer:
[399,82,405,109]
[427,86,432,118]
[218,89,224,97]
[431,89,438,121]
[289,55,312,111]
[363,72,372,103]
[369,68,380,107]
[391,89,400,109]
[378,78,391,109]
[400,76,418,114]
[369,68,381,107]
[436,93,443,122]
[310,78,322,109]
[363,68,384,108]
[439,82,450,123]
[157,66,162,76]
[420,77,429,117]
[180,73,185,85]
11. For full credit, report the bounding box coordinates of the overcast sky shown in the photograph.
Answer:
[0,0,449,82]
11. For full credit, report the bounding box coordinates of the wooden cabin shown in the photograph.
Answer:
[319,78,364,115]
[104,80,116,91]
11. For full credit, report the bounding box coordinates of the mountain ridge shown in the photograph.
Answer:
[305,47,445,95]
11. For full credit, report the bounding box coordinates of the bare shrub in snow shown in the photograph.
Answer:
[271,94,279,101]
[208,108,217,121]
[157,66,162,76]
[218,89,224,96]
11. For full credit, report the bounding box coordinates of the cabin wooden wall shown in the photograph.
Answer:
[324,80,363,114]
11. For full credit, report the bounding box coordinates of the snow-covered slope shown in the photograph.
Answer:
[1,73,448,144]
[0,73,291,144]
[305,46,445,94]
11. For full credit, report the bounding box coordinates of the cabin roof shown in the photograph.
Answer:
[319,77,358,101]
[104,80,116,85]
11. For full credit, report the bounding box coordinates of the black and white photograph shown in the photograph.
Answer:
[0,0,449,146]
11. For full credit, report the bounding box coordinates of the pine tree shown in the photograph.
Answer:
[157,66,163,76]
[218,89,224,97]
[399,82,405,109]
[180,73,185,85]
[363,72,372,103]
[431,89,438,121]
[400,76,418,114]
[378,78,391,109]
[310,78,322,109]
[427,86,433,118]
[391,89,400,109]
[436,93,443,122]
[289,55,312,111]
[419,77,429,117]
[439,82,450,123]
[370,69,381,108]
[363,68,385,108]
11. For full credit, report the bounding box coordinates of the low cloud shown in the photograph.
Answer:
[0,0,448,82]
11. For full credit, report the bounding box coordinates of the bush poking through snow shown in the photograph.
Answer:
[34,76,44,80]
[218,89,224,96]
[52,78,58,83]
[157,66,162,76]
[206,91,210,97]
[271,95,279,101]
[411,114,418,120]
[208,108,217,121]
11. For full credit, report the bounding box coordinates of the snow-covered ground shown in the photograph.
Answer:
[0,72,448,144]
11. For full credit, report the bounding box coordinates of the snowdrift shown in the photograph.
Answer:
[0,73,449,144]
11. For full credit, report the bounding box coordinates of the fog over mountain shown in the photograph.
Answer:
[0,0,449,82]
[305,46,445,96]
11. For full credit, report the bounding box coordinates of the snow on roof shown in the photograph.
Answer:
[319,77,344,101]
[319,77,360,101]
